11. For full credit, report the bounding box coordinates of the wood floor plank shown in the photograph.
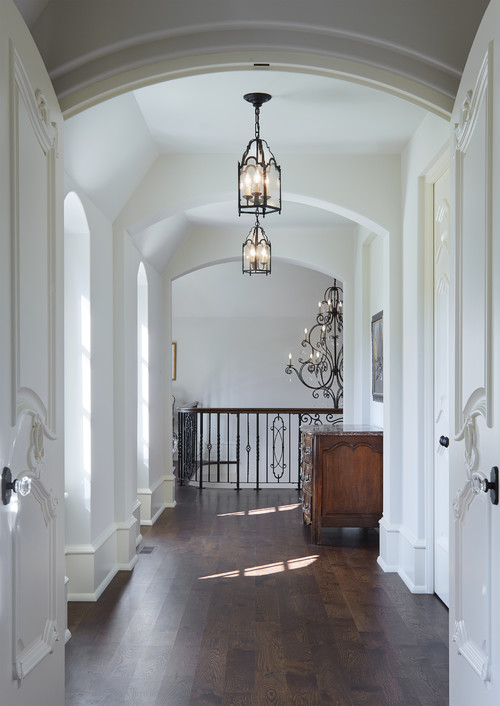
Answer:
[65,486,448,705]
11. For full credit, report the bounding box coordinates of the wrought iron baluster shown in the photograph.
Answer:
[255,414,260,491]
[298,413,303,491]
[206,413,213,483]
[288,413,292,483]
[226,413,230,483]
[266,414,269,483]
[216,413,221,483]
[177,411,183,484]
[181,410,196,484]
[270,413,287,481]
[246,413,251,483]
[198,412,204,489]
[236,414,240,491]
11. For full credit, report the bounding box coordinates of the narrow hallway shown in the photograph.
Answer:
[65,487,448,705]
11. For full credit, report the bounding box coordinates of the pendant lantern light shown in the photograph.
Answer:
[238,93,281,217]
[242,216,272,275]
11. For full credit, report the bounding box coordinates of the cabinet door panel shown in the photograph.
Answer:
[322,441,383,516]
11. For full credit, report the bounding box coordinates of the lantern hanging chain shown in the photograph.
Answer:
[255,106,261,139]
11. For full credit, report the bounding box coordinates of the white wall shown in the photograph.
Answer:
[139,258,173,524]
[383,111,449,592]
[64,181,121,599]
[352,227,385,427]
[64,177,169,597]
[64,192,91,547]
[368,234,385,428]
[172,261,341,408]
[63,173,172,599]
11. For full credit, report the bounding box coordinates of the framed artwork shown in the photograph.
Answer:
[172,342,177,381]
[371,311,383,401]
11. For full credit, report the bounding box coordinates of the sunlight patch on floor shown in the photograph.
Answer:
[217,503,301,518]
[198,555,319,580]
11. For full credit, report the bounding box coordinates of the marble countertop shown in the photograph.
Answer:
[300,424,383,435]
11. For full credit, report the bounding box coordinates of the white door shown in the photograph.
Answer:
[433,168,450,607]
[449,1,500,703]
[0,2,65,705]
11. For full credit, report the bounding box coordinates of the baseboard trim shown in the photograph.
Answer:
[378,516,430,593]
[66,516,138,601]
[68,565,118,602]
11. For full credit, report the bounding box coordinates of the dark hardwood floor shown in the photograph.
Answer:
[65,486,449,705]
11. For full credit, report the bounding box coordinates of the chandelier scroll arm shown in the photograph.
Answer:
[285,279,344,405]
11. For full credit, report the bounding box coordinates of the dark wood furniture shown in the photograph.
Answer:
[300,424,383,544]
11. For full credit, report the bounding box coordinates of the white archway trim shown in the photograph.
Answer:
[284,192,389,237]
[171,255,344,283]
[128,191,387,242]
[56,47,454,120]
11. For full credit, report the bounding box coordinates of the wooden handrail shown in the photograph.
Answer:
[177,407,343,415]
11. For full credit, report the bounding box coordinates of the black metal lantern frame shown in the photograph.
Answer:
[238,93,281,217]
[242,216,272,275]
[285,280,343,405]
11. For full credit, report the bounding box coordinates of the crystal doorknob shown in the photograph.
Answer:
[2,467,32,505]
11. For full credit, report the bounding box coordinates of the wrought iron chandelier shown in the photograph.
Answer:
[242,216,271,275]
[238,92,281,217]
[285,280,344,406]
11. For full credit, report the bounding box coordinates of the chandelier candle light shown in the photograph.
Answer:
[285,280,344,406]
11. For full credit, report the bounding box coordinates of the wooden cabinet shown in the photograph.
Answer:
[300,425,383,545]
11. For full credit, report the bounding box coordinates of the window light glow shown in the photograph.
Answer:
[137,266,149,472]
[81,295,91,506]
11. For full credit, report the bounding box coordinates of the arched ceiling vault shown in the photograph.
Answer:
[26,1,478,273]
[13,0,490,118]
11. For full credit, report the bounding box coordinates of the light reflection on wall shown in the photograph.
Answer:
[81,295,91,506]
[64,191,92,530]
[141,324,149,467]
[137,263,149,487]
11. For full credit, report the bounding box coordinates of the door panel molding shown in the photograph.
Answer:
[454,47,493,431]
[8,45,60,682]
[434,197,450,266]
[452,44,493,684]
[10,44,58,432]
[12,412,59,681]
[434,272,449,426]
